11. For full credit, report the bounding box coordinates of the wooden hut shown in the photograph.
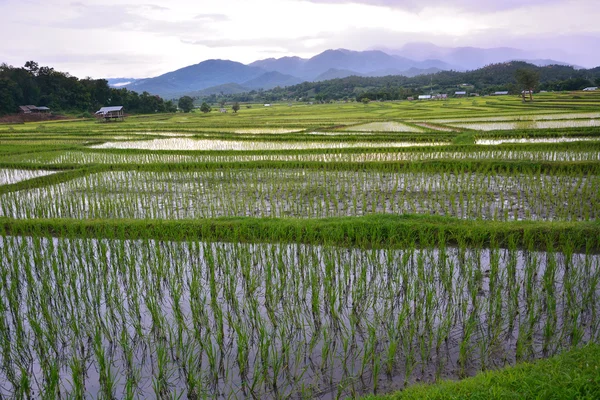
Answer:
[95,106,124,121]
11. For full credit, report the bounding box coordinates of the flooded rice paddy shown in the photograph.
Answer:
[1,236,598,398]
[6,149,600,165]
[1,170,597,221]
[0,169,57,186]
[91,139,446,151]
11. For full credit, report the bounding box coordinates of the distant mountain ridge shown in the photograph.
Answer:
[114,45,579,98]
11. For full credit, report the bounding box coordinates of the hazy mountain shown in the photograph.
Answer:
[108,78,137,87]
[379,43,575,70]
[368,67,443,77]
[242,71,303,90]
[248,56,306,77]
[124,60,267,98]
[314,68,364,81]
[116,47,583,99]
[183,83,250,98]
[251,49,451,80]
[518,59,584,69]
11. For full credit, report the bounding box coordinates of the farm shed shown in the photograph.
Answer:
[493,91,509,96]
[455,91,467,97]
[95,106,124,121]
[418,95,432,100]
[19,105,39,113]
[36,106,50,113]
[583,87,598,91]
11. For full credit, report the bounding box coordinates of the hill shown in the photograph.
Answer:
[115,47,590,100]
[211,61,600,103]
[124,60,267,99]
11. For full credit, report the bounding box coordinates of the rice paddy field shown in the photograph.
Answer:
[1,91,600,399]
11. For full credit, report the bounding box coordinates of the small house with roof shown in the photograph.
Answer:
[19,105,50,114]
[493,91,509,96]
[19,105,36,113]
[455,91,467,97]
[95,106,124,121]
[583,87,598,91]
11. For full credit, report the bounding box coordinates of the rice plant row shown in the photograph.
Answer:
[5,149,600,166]
[91,139,448,152]
[0,235,597,399]
[1,169,598,221]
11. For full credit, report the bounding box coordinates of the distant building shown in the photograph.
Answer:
[219,108,228,113]
[19,105,36,113]
[418,95,432,100]
[18,105,50,113]
[583,87,598,91]
[493,91,509,96]
[455,91,467,97]
[264,104,271,107]
[95,106,124,122]
[407,97,414,101]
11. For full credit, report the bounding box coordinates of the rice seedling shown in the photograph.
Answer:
[1,168,597,221]
[342,122,424,133]
[91,138,447,151]
[0,235,596,398]
[6,146,599,165]
[453,119,600,131]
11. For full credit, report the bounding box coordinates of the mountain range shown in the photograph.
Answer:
[111,44,578,99]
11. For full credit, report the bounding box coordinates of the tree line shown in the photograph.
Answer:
[0,61,177,116]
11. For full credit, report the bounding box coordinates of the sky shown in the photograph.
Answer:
[1,0,599,78]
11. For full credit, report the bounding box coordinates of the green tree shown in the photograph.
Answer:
[595,77,600,87]
[232,102,240,113]
[515,69,540,101]
[178,96,194,113]
[164,100,177,113]
[361,97,370,105]
[200,102,211,113]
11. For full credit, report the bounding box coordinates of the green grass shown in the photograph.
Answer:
[363,344,600,400]
[2,214,599,250]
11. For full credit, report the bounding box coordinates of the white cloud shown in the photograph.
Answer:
[0,0,598,78]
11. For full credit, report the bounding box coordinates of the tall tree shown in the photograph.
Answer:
[178,96,194,113]
[200,102,211,113]
[515,69,540,101]
[232,102,240,113]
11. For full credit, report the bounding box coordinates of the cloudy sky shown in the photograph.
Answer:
[1,0,599,78]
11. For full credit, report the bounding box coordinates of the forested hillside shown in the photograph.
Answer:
[212,61,600,103]
[0,61,177,116]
